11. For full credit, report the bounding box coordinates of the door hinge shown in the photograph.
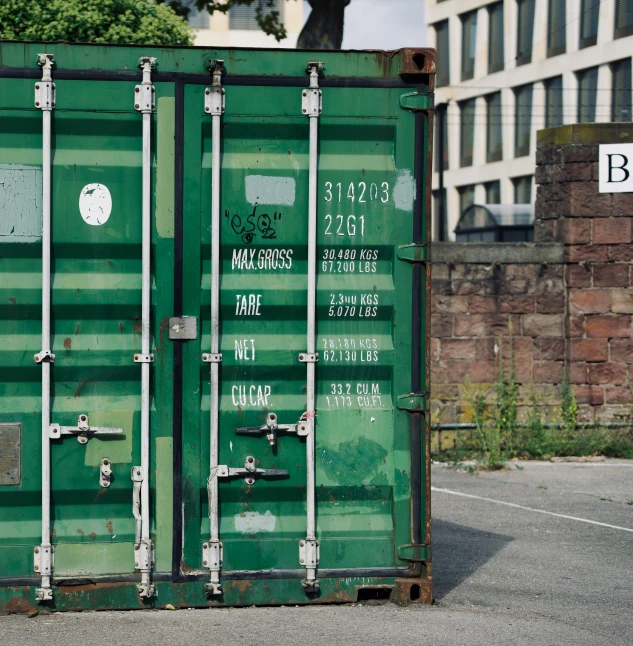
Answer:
[396,393,428,413]
[397,543,430,563]
[397,243,428,263]
[399,92,434,112]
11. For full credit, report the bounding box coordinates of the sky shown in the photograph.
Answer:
[302,0,427,50]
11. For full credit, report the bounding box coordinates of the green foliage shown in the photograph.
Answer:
[0,0,193,46]
[437,333,633,466]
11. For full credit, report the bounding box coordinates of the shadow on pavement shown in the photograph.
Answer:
[432,518,514,600]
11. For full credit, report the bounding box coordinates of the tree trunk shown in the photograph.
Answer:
[297,0,350,50]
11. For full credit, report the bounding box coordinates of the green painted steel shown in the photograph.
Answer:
[0,40,434,610]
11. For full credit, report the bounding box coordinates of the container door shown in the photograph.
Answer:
[180,76,424,599]
[0,76,173,582]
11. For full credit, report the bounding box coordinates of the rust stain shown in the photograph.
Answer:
[77,529,84,535]
[119,322,124,334]
[107,260,113,267]
[180,558,196,574]
[1,596,38,615]
[64,337,72,349]
[57,581,126,594]
[8,297,16,305]
[133,321,142,334]
[105,520,113,534]
[74,380,88,398]
[229,579,253,595]
[156,316,169,353]
[89,532,97,540]
[75,324,80,336]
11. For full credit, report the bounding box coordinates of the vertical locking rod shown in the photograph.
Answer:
[204,60,225,596]
[34,52,55,603]
[301,61,323,593]
[134,56,156,598]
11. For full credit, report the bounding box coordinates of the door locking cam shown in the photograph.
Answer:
[235,412,309,447]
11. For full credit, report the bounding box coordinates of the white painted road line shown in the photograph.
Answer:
[431,486,633,533]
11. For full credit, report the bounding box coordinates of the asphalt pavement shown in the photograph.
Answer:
[3,460,632,645]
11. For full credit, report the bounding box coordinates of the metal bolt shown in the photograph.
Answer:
[300,559,304,564]
[203,543,208,549]
[135,104,139,109]
[137,470,141,476]
[34,565,39,571]
[135,87,140,93]
[203,560,207,566]
[80,415,87,421]
[35,101,40,106]
[134,544,139,550]
[35,84,40,89]
[152,87,155,92]
[247,457,254,463]
[303,91,307,96]
[302,109,307,113]
[206,89,210,95]
[300,541,305,547]
[34,547,39,554]
[103,459,109,465]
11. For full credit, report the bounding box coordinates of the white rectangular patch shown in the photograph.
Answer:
[245,175,296,206]
[234,510,276,534]
[0,165,42,241]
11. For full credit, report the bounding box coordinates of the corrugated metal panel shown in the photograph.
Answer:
[0,41,434,611]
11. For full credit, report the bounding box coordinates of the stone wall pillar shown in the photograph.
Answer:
[535,124,633,419]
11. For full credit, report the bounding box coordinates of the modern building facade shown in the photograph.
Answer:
[185,0,303,48]
[427,0,633,239]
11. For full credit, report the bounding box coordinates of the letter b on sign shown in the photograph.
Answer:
[599,144,633,193]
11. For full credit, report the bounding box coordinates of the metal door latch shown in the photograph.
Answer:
[134,540,155,570]
[100,458,113,488]
[299,539,320,592]
[49,414,124,444]
[236,412,309,447]
[34,544,54,599]
[212,456,289,486]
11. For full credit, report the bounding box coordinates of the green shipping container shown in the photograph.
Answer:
[0,41,434,611]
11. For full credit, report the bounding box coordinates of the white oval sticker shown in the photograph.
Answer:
[79,183,112,226]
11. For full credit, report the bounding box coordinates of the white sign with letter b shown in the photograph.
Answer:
[599,144,633,193]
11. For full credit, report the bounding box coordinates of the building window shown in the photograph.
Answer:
[435,20,450,87]
[460,98,477,167]
[579,0,599,48]
[182,0,209,28]
[229,0,284,30]
[614,0,633,40]
[577,66,599,123]
[547,0,566,57]
[461,10,478,81]
[516,0,536,66]
[488,2,504,74]
[513,176,533,204]
[485,181,501,204]
[486,93,503,163]
[545,76,564,128]
[458,185,476,216]
[433,189,448,241]
[612,58,632,122]
[435,110,449,171]
[514,84,533,157]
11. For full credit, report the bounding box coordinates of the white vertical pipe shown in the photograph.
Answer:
[305,65,320,585]
[136,57,155,597]
[208,68,223,590]
[40,101,52,594]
